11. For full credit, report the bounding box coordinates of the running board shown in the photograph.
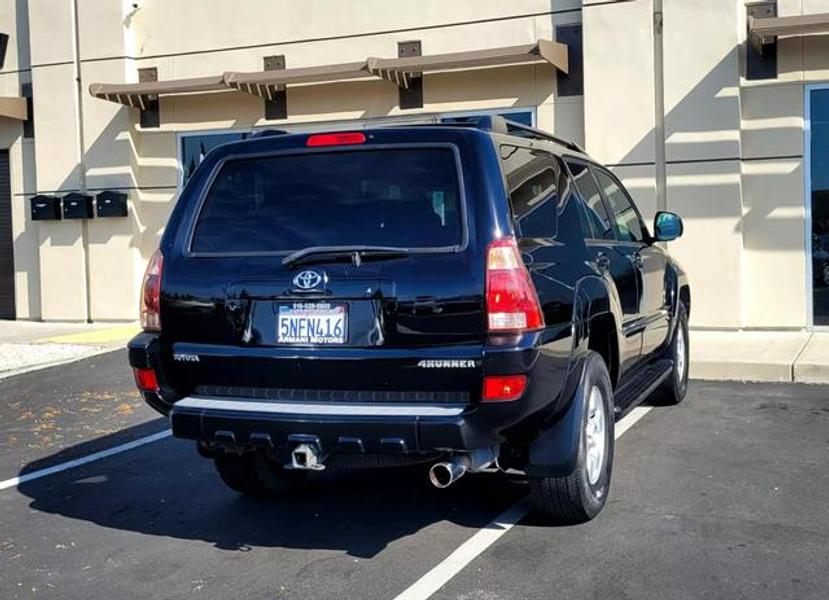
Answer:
[613,358,673,420]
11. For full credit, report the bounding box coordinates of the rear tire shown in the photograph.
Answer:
[652,302,689,406]
[530,351,615,524]
[214,451,307,496]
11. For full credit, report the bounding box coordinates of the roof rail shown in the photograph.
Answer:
[437,115,585,153]
[249,129,290,138]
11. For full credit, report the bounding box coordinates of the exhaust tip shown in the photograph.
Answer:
[429,462,462,489]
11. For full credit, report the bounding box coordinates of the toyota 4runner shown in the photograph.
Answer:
[129,116,690,523]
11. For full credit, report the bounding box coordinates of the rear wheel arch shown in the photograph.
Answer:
[572,277,621,389]
[587,314,619,389]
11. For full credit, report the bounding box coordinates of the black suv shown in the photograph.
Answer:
[129,116,690,523]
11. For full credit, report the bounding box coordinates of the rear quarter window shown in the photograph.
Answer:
[189,148,463,254]
[500,145,559,239]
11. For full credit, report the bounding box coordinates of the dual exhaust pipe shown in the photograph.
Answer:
[287,440,498,488]
[428,446,499,488]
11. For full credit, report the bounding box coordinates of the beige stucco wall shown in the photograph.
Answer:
[74,1,579,321]
[738,0,829,329]
[0,0,39,319]
[663,0,744,330]
[1,0,828,329]
[582,0,827,330]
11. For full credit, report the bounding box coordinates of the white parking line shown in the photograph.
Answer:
[0,429,172,491]
[0,402,655,597]
[393,405,654,600]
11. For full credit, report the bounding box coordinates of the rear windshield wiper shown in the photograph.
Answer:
[282,245,411,268]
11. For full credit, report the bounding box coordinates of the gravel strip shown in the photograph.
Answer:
[0,343,109,378]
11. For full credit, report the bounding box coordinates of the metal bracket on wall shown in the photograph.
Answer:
[748,2,778,51]
[555,25,583,97]
[746,2,778,80]
[263,55,288,120]
[0,33,8,70]
[138,67,160,128]
[20,82,34,138]
[397,41,423,109]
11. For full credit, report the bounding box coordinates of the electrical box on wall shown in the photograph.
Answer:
[95,190,129,217]
[63,193,94,219]
[30,195,61,221]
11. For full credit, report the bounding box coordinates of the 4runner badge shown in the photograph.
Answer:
[418,359,477,369]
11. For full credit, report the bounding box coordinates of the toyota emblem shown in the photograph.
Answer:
[293,270,324,290]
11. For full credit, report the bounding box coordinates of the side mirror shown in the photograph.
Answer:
[654,211,683,242]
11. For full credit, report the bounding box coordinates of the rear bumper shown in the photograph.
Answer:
[129,327,575,455]
[170,396,502,452]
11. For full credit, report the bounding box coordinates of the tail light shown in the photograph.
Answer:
[482,375,527,402]
[140,249,163,331]
[485,237,544,332]
[133,367,159,392]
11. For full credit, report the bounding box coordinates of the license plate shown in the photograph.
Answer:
[277,302,347,345]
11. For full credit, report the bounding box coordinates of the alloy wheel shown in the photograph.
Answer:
[585,385,607,486]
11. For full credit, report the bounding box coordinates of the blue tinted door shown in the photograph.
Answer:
[810,89,829,325]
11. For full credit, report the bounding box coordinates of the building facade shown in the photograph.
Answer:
[0,0,828,331]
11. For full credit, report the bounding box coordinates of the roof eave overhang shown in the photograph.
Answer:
[749,12,829,48]
[88,75,227,108]
[222,61,371,99]
[0,96,28,121]
[88,39,570,105]
[365,40,569,89]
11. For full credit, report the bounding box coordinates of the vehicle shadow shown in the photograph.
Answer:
[16,423,529,559]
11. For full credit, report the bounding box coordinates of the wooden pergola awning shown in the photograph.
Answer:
[89,39,569,104]
[366,40,568,89]
[0,96,27,121]
[223,61,372,99]
[89,75,227,109]
[749,12,829,47]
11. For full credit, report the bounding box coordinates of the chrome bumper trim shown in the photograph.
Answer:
[174,396,465,417]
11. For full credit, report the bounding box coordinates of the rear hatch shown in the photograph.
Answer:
[159,133,492,403]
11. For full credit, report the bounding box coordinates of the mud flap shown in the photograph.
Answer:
[525,355,588,477]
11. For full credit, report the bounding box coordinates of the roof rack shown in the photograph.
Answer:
[437,115,585,153]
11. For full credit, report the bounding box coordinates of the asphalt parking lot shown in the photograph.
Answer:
[1,350,828,599]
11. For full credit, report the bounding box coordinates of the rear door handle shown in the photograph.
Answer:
[596,253,611,272]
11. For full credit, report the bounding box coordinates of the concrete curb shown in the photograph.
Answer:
[690,330,829,384]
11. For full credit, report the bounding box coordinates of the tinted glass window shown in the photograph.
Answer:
[594,169,645,242]
[501,146,559,238]
[567,161,613,240]
[191,149,462,254]
[810,88,829,325]
[556,171,595,247]
[499,111,533,126]
[181,132,248,185]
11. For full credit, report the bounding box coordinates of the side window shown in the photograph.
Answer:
[566,161,614,240]
[500,145,559,239]
[556,168,596,247]
[593,169,645,243]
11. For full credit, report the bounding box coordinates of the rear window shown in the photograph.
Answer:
[190,148,463,254]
